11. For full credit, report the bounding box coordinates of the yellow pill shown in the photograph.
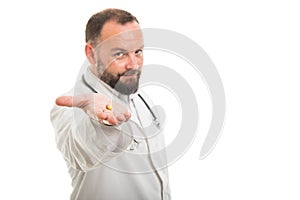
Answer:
[106,104,113,110]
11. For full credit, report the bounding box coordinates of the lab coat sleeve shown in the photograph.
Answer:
[50,104,131,172]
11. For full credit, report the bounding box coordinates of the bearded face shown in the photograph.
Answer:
[94,23,144,95]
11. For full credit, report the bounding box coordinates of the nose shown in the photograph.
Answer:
[125,52,139,70]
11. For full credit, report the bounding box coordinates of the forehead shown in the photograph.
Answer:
[100,21,141,41]
[97,21,143,51]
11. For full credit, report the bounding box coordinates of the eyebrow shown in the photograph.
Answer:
[111,48,127,53]
[110,45,144,53]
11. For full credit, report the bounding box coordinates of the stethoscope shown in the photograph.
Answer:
[82,75,161,129]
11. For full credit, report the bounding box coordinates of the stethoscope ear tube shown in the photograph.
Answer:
[137,94,159,127]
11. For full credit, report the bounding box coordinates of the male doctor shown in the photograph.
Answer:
[51,8,171,200]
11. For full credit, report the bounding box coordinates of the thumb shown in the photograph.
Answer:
[56,95,87,107]
[56,96,74,107]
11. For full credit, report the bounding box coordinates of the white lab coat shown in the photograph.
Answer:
[50,68,171,200]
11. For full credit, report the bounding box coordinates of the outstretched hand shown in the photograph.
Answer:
[56,93,131,125]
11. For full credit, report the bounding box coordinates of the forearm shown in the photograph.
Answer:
[50,105,130,171]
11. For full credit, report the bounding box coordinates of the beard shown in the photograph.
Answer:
[97,64,141,95]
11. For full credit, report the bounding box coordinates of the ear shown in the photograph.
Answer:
[85,43,97,65]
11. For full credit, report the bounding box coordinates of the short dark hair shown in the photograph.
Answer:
[85,8,139,45]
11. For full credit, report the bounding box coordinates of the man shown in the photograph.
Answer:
[51,8,171,200]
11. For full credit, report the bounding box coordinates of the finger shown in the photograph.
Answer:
[106,114,118,125]
[56,95,87,108]
[96,111,118,125]
[124,112,131,119]
[56,96,73,107]
[116,115,126,122]
[97,112,108,120]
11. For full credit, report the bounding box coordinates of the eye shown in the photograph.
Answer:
[114,51,125,58]
[135,49,143,56]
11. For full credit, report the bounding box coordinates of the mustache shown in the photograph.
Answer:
[120,69,141,77]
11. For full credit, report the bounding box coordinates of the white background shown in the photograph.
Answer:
[0,0,299,199]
